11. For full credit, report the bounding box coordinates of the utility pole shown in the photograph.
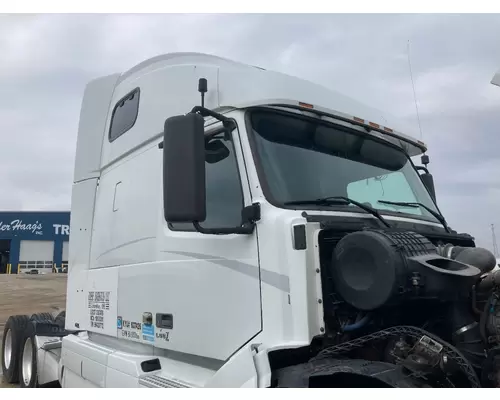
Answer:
[492,224,499,258]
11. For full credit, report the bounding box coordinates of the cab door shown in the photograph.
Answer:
[117,117,262,361]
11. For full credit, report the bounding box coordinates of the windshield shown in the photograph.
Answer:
[248,109,440,222]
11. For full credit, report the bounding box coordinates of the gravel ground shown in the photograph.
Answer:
[0,274,67,388]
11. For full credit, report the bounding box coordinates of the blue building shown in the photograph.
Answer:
[0,211,70,274]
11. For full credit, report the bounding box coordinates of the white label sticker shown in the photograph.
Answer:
[118,319,142,341]
[87,291,111,330]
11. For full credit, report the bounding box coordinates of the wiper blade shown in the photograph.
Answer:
[285,196,391,228]
[377,200,450,233]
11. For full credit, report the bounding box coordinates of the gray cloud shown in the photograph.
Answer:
[1,13,500,250]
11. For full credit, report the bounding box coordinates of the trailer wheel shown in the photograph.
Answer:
[30,312,54,323]
[19,323,38,388]
[1,315,30,383]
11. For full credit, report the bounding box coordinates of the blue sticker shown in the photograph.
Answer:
[143,334,154,342]
[117,316,122,329]
[142,324,154,336]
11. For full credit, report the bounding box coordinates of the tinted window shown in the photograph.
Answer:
[347,171,422,216]
[109,88,140,142]
[170,130,244,231]
[249,110,439,221]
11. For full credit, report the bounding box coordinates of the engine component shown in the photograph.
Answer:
[484,292,500,346]
[342,314,371,332]
[437,244,497,275]
[481,346,500,387]
[396,335,443,375]
[331,230,482,311]
[477,270,500,293]
[274,356,429,388]
[450,303,485,369]
[314,325,481,388]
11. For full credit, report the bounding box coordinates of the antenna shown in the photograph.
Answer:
[407,40,423,140]
[492,224,499,258]
[198,78,207,108]
[408,40,428,168]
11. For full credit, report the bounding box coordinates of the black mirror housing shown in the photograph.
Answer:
[415,165,437,203]
[163,113,206,223]
[420,172,436,203]
[205,139,230,164]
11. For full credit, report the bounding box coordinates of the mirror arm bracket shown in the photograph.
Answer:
[191,106,236,139]
[159,107,235,150]
[415,165,429,174]
[190,106,232,126]
[193,203,261,236]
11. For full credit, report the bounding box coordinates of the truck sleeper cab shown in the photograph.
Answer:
[3,53,498,388]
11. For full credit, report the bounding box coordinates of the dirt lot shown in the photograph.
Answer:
[0,274,67,388]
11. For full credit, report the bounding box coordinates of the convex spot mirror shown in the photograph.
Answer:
[163,113,206,223]
[205,139,230,164]
[420,173,436,202]
[415,166,436,203]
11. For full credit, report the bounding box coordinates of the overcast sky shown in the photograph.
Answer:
[1,13,499,250]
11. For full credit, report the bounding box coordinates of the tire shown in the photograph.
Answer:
[30,312,54,323]
[1,315,30,383]
[18,323,38,388]
[54,311,66,328]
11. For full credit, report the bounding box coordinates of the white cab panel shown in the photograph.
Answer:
[66,177,99,330]
[74,74,120,183]
[100,65,219,170]
[84,267,119,337]
[91,142,160,269]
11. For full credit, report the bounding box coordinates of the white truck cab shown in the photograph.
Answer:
[3,53,500,388]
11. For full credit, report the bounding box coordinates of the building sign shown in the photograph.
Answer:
[0,219,44,235]
[53,224,70,235]
[0,220,70,236]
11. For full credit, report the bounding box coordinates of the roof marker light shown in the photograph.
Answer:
[353,117,364,123]
[299,102,314,109]
[368,122,380,129]
[383,127,393,133]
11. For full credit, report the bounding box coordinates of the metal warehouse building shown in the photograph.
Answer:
[0,211,70,274]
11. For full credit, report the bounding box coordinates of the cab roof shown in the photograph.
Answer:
[117,52,427,156]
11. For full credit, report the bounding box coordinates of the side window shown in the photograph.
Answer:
[109,88,140,142]
[170,130,244,231]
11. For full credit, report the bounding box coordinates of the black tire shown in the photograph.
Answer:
[18,323,38,388]
[1,315,30,383]
[30,312,54,323]
[54,311,66,328]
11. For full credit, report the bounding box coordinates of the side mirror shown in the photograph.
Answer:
[416,166,436,203]
[421,173,436,202]
[163,113,206,223]
[205,139,230,164]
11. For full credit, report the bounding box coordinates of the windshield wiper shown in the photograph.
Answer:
[284,196,391,228]
[377,200,450,233]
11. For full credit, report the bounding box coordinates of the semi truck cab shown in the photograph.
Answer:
[3,53,499,388]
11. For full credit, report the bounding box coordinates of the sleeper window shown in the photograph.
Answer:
[109,88,140,142]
